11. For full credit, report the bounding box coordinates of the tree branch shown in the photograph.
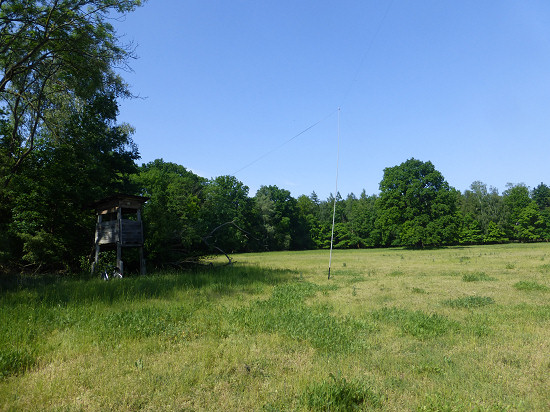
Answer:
[201,221,259,265]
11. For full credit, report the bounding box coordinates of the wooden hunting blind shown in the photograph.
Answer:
[92,194,149,276]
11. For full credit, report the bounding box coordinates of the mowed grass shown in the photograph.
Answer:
[1,243,549,411]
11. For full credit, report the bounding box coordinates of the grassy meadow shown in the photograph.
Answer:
[1,243,549,411]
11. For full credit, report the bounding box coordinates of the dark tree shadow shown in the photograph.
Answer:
[0,264,295,306]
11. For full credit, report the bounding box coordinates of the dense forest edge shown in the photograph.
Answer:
[1,1,549,275]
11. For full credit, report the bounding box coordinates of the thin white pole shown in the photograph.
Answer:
[328,107,340,279]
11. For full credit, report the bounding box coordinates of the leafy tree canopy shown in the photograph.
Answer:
[0,0,143,271]
[201,175,253,254]
[0,0,143,183]
[376,158,460,247]
[6,91,139,270]
[532,183,550,210]
[254,185,299,250]
[132,159,205,266]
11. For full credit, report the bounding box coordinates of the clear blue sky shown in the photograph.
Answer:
[114,0,550,199]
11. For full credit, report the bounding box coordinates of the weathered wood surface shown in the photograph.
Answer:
[95,219,143,246]
[121,220,144,246]
[96,221,118,245]
[93,194,149,214]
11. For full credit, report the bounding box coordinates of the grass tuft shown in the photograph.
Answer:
[513,281,549,292]
[371,307,458,339]
[0,348,35,379]
[462,272,495,282]
[418,392,511,411]
[233,282,374,353]
[301,373,382,411]
[97,305,192,342]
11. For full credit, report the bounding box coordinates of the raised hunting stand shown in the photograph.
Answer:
[92,194,148,276]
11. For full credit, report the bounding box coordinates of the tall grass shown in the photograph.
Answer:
[1,243,549,411]
[232,282,375,353]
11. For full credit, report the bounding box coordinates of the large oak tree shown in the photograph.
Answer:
[375,158,460,248]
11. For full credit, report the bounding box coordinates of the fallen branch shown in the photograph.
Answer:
[201,221,258,265]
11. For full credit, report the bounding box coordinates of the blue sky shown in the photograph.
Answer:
[114,0,550,199]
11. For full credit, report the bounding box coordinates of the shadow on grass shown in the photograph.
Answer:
[0,264,294,306]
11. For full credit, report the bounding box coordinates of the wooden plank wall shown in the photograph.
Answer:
[96,219,143,246]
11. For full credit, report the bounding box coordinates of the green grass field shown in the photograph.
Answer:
[1,243,549,411]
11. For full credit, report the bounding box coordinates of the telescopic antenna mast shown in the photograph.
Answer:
[328,107,340,279]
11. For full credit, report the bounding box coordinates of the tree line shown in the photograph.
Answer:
[4,149,550,273]
[1,1,549,274]
[131,158,550,268]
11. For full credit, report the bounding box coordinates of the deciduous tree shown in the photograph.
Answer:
[376,158,460,247]
[0,0,144,270]
[0,0,143,184]
[254,185,300,250]
[132,159,205,267]
[201,175,254,253]
[7,92,139,270]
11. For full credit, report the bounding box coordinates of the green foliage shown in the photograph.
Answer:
[515,201,545,241]
[531,183,550,210]
[132,166,259,266]
[133,159,206,266]
[4,87,550,273]
[348,191,379,247]
[88,250,118,277]
[0,2,547,267]
[201,175,255,253]
[459,213,484,244]
[4,92,138,271]
[295,193,319,249]
[503,183,531,238]
[460,181,508,242]
[254,185,301,250]
[0,0,142,180]
[376,158,460,248]
[483,221,509,244]
[0,0,142,271]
